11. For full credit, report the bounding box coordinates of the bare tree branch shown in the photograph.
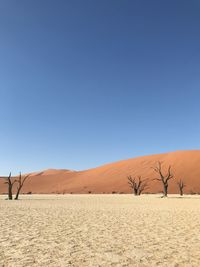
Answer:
[127,175,149,195]
[152,161,174,197]
[15,172,30,200]
[177,179,186,196]
[4,172,14,200]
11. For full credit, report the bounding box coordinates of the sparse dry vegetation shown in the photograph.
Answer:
[15,173,30,200]
[177,179,186,196]
[127,175,148,195]
[2,172,30,200]
[4,173,16,200]
[152,161,173,197]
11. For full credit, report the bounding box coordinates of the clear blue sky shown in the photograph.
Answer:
[0,0,200,175]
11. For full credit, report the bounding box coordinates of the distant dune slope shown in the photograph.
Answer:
[0,150,200,194]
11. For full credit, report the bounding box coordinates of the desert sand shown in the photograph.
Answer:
[1,194,200,267]
[1,150,200,194]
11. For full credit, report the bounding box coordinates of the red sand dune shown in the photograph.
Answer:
[0,150,200,194]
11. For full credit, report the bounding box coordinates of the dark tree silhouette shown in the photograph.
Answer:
[127,175,148,195]
[4,173,16,200]
[15,173,30,200]
[152,161,173,197]
[177,179,186,196]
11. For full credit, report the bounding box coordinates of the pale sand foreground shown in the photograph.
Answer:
[1,195,200,267]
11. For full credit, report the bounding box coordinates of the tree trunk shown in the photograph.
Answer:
[134,189,138,196]
[180,188,183,196]
[15,190,20,200]
[163,184,168,197]
[8,186,13,200]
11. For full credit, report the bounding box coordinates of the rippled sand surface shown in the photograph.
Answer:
[0,194,200,267]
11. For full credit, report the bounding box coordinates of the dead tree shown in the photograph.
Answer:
[15,172,30,200]
[4,173,16,200]
[127,175,148,195]
[177,179,186,196]
[138,179,149,195]
[152,161,173,197]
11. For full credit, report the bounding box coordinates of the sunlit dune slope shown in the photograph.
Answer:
[0,150,200,194]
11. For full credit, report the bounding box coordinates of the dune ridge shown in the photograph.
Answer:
[0,150,200,194]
